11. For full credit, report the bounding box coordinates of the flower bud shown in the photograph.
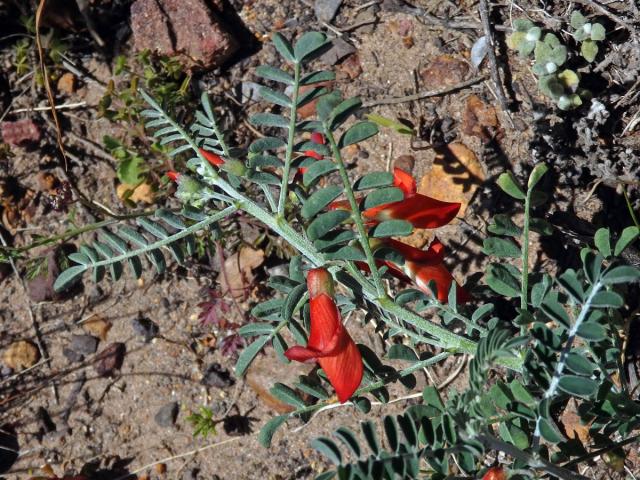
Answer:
[307,268,334,299]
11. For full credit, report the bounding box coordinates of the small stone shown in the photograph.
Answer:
[94,343,126,377]
[27,248,65,302]
[154,401,179,427]
[319,38,356,66]
[314,0,342,23]
[2,340,40,370]
[394,155,415,174]
[56,72,76,94]
[69,334,98,355]
[62,347,83,363]
[131,316,159,342]
[201,363,233,388]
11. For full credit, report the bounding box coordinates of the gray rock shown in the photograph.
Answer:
[319,38,356,66]
[132,316,159,342]
[314,0,342,23]
[201,363,233,388]
[69,334,98,355]
[154,401,179,427]
[62,347,83,363]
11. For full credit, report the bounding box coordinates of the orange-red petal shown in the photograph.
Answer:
[167,171,180,182]
[304,149,324,160]
[363,194,460,229]
[318,338,363,403]
[311,132,325,145]
[411,261,469,303]
[199,148,225,167]
[393,167,416,196]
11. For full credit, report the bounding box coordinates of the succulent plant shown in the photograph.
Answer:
[571,11,606,62]
[507,19,542,56]
[532,33,567,75]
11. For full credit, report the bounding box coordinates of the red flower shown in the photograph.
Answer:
[331,168,460,229]
[297,132,326,177]
[166,170,180,182]
[482,467,506,480]
[199,148,225,167]
[284,268,363,403]
[372,238,470,303]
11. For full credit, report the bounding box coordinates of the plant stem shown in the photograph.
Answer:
[531,281,602,449]
[324,128,387,300]
[89,206,237,270]
[520,188,532,312]
[623,187,640,229]
[277,62,301,218]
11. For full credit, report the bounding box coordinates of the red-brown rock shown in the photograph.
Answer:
[130,0,238,70]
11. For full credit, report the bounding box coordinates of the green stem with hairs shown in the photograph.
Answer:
[324,127,387,300]
[277,62,301,219]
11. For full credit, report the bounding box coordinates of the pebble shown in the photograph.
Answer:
[314,0,342,23]
[201,363,233,388]
[94,343,126,377]
[69,334,98,355]
[154,401,179,427]
[132,316,159,343]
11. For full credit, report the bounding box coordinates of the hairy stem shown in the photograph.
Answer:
[277,62,301,218]
[531,281,602,448]
[520,188,532,312]
[324,127,387,299]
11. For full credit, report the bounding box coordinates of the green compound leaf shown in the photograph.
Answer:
[307,210,351,241]
[301,185,343,220]
[254,65,294,85]
[557,375,598,398]
[258,415,287,448]
[370,220,413,238]
[496,171,526,200]
[293,32,328,63]
[272,32,295,63]
[53,265,87,292]
[538,416,565,443]
[483,237,520,258]
[591,23,606,41]
[311,437,342,465]
[303,160,338,187]
[354,171,394,191]
[235,334,270,377]
[486,263,521,297]
[270,383,306,409]
[250,113,289,129]
[594,228,612,257]
[601,266,640,285]
[614,226,639,256]
[338,121,379,148]
[366,113,414,135]
[488,214,522,236]
[581,40,599,62]
[363,187,404,210]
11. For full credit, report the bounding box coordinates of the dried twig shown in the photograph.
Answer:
[478,0,510,114]
[362,76,485,107]
[35,0,69,171]
[10,101,88,114]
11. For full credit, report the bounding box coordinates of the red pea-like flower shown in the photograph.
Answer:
[331,168,461,229]
[199,148,225,167]
[166,170,180,182]
[482,467,506,480]
[297,132,326,176]
[372,238,470,303]
[284,268,363,403]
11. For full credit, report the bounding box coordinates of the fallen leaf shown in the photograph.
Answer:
[297,81,333,119]
[83,315,112,341]
[218,247,264,299]
[338,54,362,80]
[94,342,126,377]
[560,398,591,444]
[27,248,65,302]
[420,142,485,218]
[116,182,155,204]
[2,340,40,370]
[461,94,500,143]
[420,55,469,88]
[57,73,76,94]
